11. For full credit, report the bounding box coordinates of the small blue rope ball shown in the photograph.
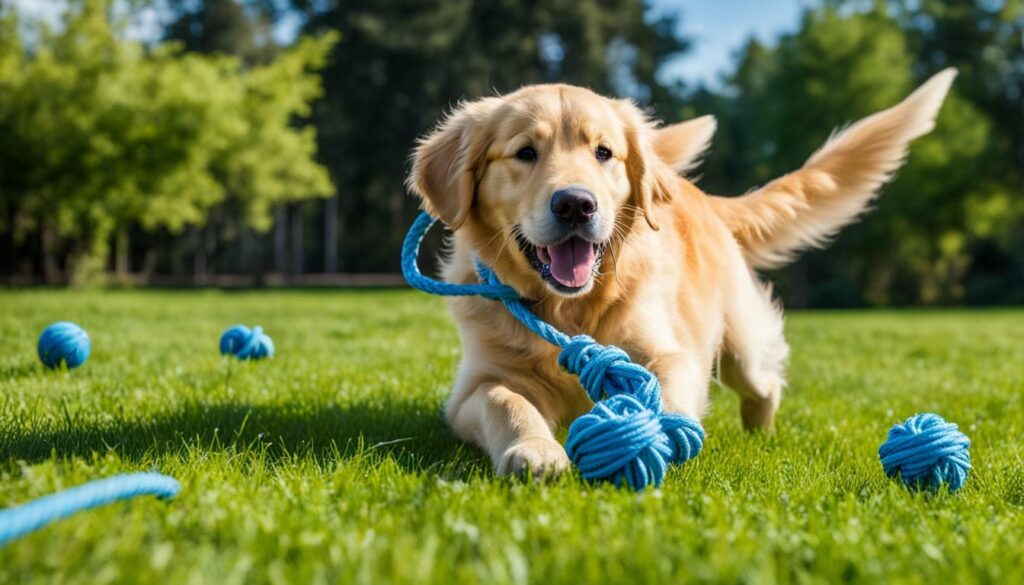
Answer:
[879,413,971,492]
[38,321,91,369]
[219,325,274,360]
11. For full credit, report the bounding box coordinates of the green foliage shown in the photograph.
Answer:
[701,3,1022,305]
[856,93,995,304]
[2,0,1021,303]
[302,0,688,271]
[0,0,334,283]
[1,290,1024,582]
[165,0,277,66]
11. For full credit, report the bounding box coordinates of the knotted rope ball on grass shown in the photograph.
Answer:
[560,335,705,490]
[219,325,274,360]
[878,413,971,492]
[37,321,91,370]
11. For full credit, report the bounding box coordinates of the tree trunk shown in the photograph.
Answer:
[41,224,62,285]
[171,232,186,279]
[390,193,404,271]
[788,260,809,309]
[290,203,304,276]
[193,227,207,281]
[337,210,348,274]
[115,227,130,278]
[243,227,265,286]
[274,205,287,274]
[204,224,217,279]
[142,247,158,283]
[324,195,338,274]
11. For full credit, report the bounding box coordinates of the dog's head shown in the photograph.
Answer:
[409,84,714,298]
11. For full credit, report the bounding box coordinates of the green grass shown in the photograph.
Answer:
[1,290,1022,584]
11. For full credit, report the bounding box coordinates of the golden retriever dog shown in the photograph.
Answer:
[408,68,956,477]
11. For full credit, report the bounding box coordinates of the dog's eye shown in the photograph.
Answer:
[515,146,537,162]
[595,145,612,162]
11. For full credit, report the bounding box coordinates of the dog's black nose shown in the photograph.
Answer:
[550,188,597,225]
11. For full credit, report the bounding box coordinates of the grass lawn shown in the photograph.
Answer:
[1,290,1022,584]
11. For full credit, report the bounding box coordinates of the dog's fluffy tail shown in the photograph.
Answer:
[710,68,956,270]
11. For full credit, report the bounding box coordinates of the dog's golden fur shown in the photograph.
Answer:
[408,69,957,476]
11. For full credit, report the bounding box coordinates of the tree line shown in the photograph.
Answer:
[0,0,1021,305]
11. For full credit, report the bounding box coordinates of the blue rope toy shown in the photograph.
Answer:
[38,321,91,369]
[879,413,971,492]
[402,212,704,490]
[0,473,181,546]
[220,325,275,360]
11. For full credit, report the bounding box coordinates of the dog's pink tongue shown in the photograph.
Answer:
[546,238,595,287]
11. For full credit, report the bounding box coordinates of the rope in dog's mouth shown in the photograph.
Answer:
[402,212,704,490]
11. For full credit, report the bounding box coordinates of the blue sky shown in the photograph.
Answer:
[657,0,816,87]
[7,0,814,87]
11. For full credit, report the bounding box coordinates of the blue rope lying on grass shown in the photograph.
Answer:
[402,212,704,490]
[0,472,181,546]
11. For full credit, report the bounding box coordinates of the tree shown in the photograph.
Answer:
[891,0,1024,303]
[703,4,996,305]
[290,0,689,272]
[0,0,335,284]
[165,0,275,66]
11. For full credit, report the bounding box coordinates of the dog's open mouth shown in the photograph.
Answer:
[516,231,606,293]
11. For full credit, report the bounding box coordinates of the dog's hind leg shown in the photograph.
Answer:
[720,269,790,430]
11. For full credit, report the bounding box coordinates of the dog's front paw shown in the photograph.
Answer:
[497,437,570,478]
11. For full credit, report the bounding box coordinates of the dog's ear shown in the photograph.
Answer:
[616,101,676,231]
[408,98,501,230]
[653,115,716,174]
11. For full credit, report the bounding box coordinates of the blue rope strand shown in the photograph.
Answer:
[0,472,181,546]
[402,212,704,490]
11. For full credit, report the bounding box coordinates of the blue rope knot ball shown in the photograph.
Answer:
[879,413,971,492]
[219,325,274,360]
[560,335,705,490]
[38,321,91,369]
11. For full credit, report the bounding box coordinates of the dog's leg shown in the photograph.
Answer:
[649,352,713,421]
[721,271,790,430]
[446,380,570,477]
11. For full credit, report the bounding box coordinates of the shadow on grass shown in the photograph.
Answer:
[0,398,491,480]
